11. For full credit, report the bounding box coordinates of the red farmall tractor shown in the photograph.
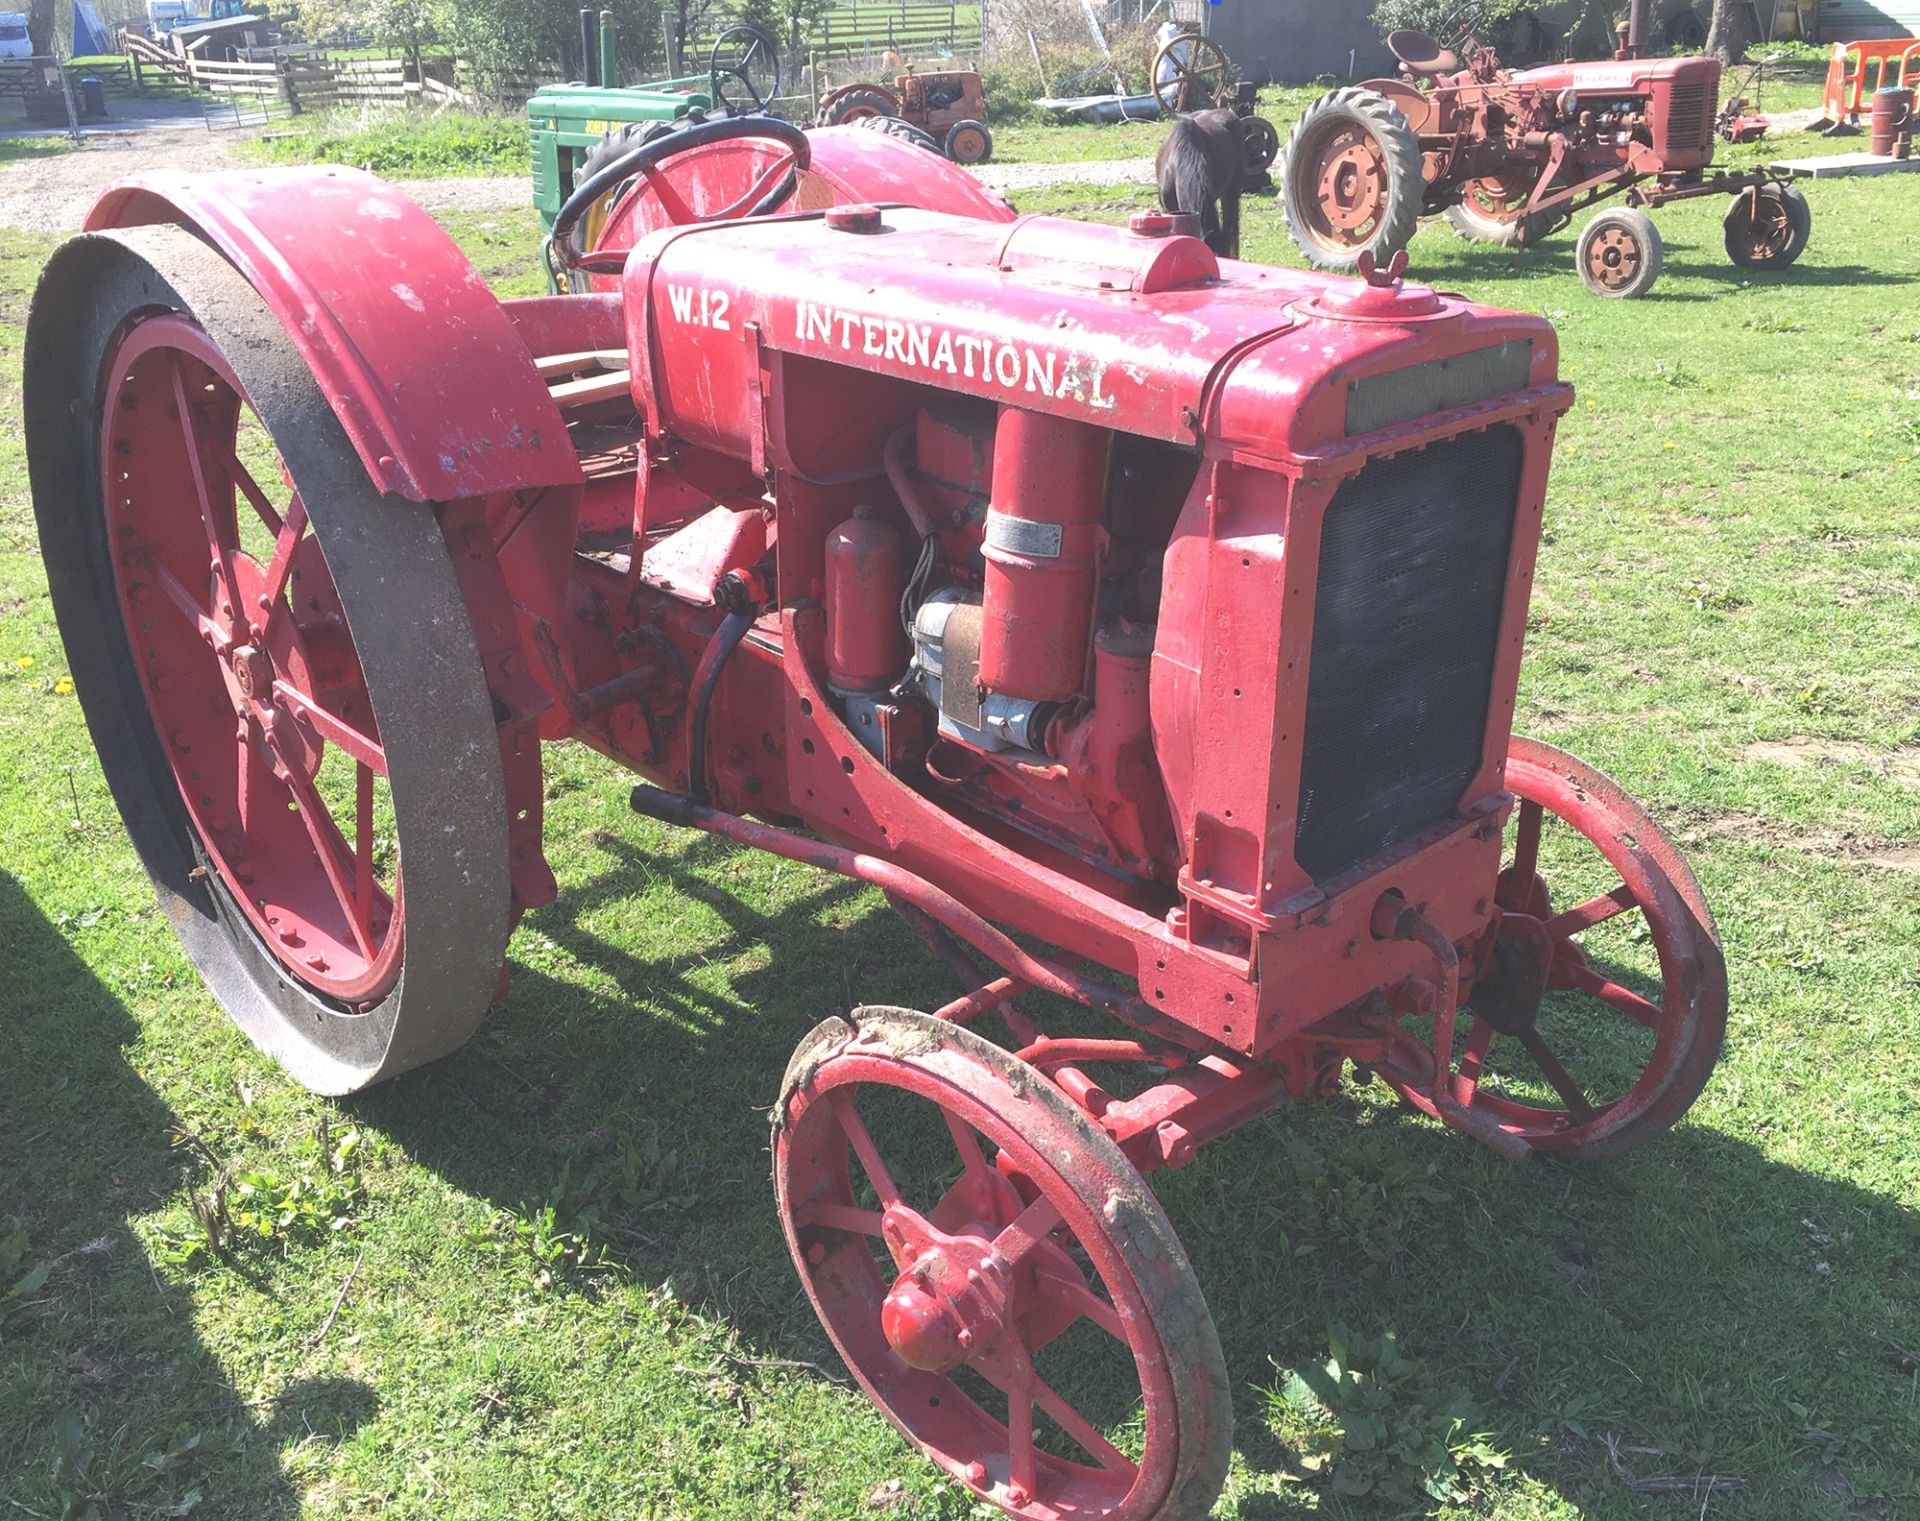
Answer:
[26,112,1725,1519]
[1281,23,1812,297]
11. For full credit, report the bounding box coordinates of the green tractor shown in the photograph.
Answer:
[529,17,781,273]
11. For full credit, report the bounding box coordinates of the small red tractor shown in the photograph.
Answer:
[1281,21,1812,297]
[27,113,1724,1519]
[818,67,994,163]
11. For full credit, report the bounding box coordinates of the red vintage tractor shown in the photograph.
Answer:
[26,115,1725,1520]
[1281,23,1812,297]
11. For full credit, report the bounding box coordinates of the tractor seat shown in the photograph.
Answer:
[1387,29,1460,78]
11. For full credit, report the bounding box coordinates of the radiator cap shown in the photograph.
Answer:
[1314,247,1443,320]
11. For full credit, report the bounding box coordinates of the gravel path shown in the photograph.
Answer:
[0,130,1156,233]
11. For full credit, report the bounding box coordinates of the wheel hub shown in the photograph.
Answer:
[230,641,272,703]
[1469,914,1553,1034]
[879,1204,1011,1374]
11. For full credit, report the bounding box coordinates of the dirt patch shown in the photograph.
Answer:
[1681,809,1920,874]
[0,131,245,232]
[1744,738,1920,788]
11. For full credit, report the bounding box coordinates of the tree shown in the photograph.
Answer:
[28,0,55,56]
[1702,0,1747,64]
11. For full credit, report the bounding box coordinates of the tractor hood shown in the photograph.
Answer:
[622,206,1564,475]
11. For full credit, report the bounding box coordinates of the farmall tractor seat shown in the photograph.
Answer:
[1388,28,1461,79]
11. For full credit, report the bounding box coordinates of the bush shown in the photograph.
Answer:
[245,107,527,177]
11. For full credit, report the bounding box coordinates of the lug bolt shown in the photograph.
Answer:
[1006,1484,1031,1507]
[277,926,302,946]
[963,1461,987,1487]
[305,955,328,972]
[956,1328,973,1351]
[805,1242,827,1265]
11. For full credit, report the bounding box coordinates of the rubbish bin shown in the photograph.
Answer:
[79,75,106,118]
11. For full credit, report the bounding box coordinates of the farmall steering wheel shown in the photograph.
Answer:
[708,24,781,116]
[550,112,812,279]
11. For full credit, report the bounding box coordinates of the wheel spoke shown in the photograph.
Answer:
[829,1090,899,1207]
[354,761,376,930]
[1511,798,1543,884]
[1031,1258,1127,1344]
[1517,1026,1596,1120]
[1545,883,1637,939]
[1566,965,1662,1029]
[259,494,308,621]
[1453,1017,1495,1104]
[218,440,285,537]
[168,354,240,613]
[235,720,270,840]
[282,764,375,960]
[944,1110,996,1194]
[797,1200,885,1237]
[991,1194,1063,1270]
[1031,1370,1135,1475]
[271,679,387,775]
[149,561,228,652]
[1007,1378,1037,1495]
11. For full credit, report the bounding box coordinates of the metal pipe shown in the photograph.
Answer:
[686,608,753,805]
[628,783,1205,1050]
[579,8,597,84]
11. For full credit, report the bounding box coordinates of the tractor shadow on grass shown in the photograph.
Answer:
[0,868,374,1517]
[349,838,1920,1517]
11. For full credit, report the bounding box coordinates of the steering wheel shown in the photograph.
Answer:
[708,24,780,117]
[550,113,812,278]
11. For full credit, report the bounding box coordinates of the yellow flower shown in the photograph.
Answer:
[14,656,33,669]
[1864,429,1875,438]
[1585,399,1596,408]
[1663,441,1676,449]
[53,676,74,696]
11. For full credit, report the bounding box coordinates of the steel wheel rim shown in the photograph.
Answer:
[1460,176,1532,224]
[1586,226,1642,290]
[1731,193,1791,260]
[1300,123,1389,249]
[101,312,402,1004]
[1447,755,1721,1152]
[779,1044,1184,1518]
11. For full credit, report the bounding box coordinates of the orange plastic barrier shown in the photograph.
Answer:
[1824,37,1920,125]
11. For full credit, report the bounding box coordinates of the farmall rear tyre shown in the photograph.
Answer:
[821,85,899,126]
[1576,207,1663,298]
[1279,86,1424,272]
[1723,182,1811,269]
[24,225,510,1095]
[944,119,993,165]
[1445,175,1562,247]
[776,1008,1232,1521]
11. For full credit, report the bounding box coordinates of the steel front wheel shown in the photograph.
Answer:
[776,1008,1231,1521]
[1279,87,1424,271]
[25,225,510,1094]
[1576,207,1663,297]
[1724,182,1811,269]
[1437,739,1727,1159]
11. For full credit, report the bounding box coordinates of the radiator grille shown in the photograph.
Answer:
[1294,426,1524,882]
[1662,82,1710,154]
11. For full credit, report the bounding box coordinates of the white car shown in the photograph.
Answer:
[0,12,32,60]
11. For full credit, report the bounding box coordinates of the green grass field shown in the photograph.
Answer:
[3,74,1919,1520]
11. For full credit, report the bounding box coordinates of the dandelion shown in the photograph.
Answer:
[14,656,33,670]
[1663,441,1676,449]
[53,676,74,696]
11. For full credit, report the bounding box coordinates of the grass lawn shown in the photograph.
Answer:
[3,73,1919,1521]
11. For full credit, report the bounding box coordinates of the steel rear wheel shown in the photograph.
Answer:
[776,1008,1231,1521]
[1279,87,1423,272]
[1431,739,1727,1160]
[1445,175,1562,247]
[26,225,510,1094]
